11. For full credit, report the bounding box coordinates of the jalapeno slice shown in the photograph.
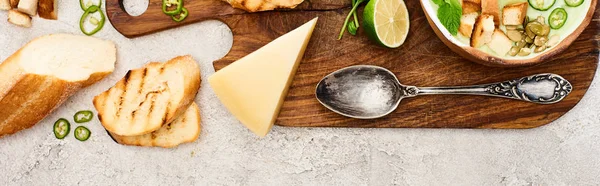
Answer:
[564,0,583,6]
[74,110,94,123]
[162,0,183,16]
[53,118,70,139]
[171,7,188,22]
[79,0,101,11]
[549,8,568,29]
[528,0,556,11]
[80,5,106,36]
[74,126,91,141]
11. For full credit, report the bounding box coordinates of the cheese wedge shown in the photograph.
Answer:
[208,18,317,137]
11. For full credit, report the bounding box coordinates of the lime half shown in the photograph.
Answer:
[363,0,410,48]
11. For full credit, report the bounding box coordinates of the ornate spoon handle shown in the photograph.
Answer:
[402,74,572,104]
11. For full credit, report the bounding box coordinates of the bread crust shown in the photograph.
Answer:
[0,34,116,137]
[110,102,201,148]
[37,0,57,20]
[94,55,201,136]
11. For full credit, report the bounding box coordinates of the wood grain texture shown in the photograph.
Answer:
[106,0,350,38]
[213,1,600,128]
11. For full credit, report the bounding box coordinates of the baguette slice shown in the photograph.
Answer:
[223,0,303,12]
[9,0,18,8]
[109,102,201,148]
[0,0,10,10]
[502,2,527,25]
[17,0,38,16]
[7,9,31,28]
[0,34,116,136]
[93,55,201,136]
[470,14,494,48]
[37,0,57,20]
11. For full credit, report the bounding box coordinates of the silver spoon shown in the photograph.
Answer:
[315,65,572,119]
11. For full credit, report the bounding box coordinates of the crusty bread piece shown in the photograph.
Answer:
[470,14,494,47]
[223,0,303,12]
[459,12,478,37]
[463,0,481,4]
[109,102,201,148]
[17,0,37,16]
[502,2,527,25]
[0,34,116,136]
[37,0,57,20]
[487,29,513,56]
[462,1,481,14]
[94,55,201,136]
[7,10,31,28]
[0,0,10,10]
[481,0,500,25]
[9,0,18,8]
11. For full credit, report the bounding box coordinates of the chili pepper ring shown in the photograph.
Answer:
[80,5,106,36]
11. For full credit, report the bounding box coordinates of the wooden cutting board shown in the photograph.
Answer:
[107,0,600,128]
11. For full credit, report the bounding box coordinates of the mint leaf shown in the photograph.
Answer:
[432,0,444,6]
[437,0,462,35]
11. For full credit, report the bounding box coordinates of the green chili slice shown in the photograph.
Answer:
[79,0,101,11]
[74,126,91,141]
[549,8,568,29]
[80,5,106,36]
[74,110,94,123]
[53,118,70,139]
[565,0,583,7]
[162,0,183,16]
[171,7,188,22]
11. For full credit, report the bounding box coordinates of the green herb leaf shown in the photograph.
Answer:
[432,0,444,6]
[338,0,368,39]
[348,20,358,35]
[437,0,462,35]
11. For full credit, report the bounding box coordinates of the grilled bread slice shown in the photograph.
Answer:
[7,10,31,28]
[223,0,303,12]
[470,14,494,48]
[37,0,57,19]
[93,55,201,136]
[0,34,116,136]
[109,102,201,148]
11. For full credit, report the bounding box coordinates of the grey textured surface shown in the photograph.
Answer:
[1,1,599,185]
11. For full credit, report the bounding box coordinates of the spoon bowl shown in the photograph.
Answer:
[315,65,404,119]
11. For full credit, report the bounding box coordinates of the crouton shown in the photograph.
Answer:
[459,12,479,37]
[463,0,481,4]
[482,0,500,25]
[463,1,482,14]
[9,0,18,8]
[503,2,528,25]
[7,9,31,27]
[470,14,494,48]
[38,0,57,19]
[487,29,513,56]
[0,0,10,10]
[17,0,38,16]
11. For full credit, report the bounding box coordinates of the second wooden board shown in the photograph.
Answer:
[213,2,600,128]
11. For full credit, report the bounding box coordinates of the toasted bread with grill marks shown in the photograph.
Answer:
[93,55,201,136]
